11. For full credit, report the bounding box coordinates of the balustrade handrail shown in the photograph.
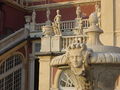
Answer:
[62,35,87,38]
[12,0,28,7]
[0,28,29,52]
[35,19,89,31]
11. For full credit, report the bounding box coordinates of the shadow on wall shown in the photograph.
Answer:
[0,27,14,40]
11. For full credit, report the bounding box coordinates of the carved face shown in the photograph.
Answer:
[69,49,83,68]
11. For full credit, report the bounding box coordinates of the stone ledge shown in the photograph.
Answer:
[35,51,65,56]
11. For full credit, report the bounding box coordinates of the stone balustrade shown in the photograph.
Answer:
[61,35,87,51]
[35,19,89,31]
[14,0,28,6]
[60,20,75,31]
[41,35,87,53]
[82,19,89,29]
[35,23,46,31]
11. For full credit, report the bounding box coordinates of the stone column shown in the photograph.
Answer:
[28,54,35,90]
[38,56,52,90]
[100,0,115,46]
[22,60,29,90]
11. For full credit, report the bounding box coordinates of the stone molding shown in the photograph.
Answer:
[26,0,101,11]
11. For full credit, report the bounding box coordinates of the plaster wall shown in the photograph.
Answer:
[0,4,26,35]
[115,0,120,46]
[100,0,114,46]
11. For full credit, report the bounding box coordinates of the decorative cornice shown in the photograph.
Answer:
[26,0,101,11]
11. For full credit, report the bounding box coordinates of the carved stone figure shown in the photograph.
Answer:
[30,9,36,31]
[52,10,62,35]
[24,15,31,30]
[66,43,92,76]
[46,8,51,25]
[114,76,120,90]
[46,8,50,22]
[76,5,82,18]
[95,3,101,26]
[65,42,92,90]
[74,5,83,35]
[32,9,36,23]
[74,18,83,35]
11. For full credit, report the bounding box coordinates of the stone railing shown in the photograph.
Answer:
[35,23,46,31]
[82,19,89,29]
[60,20,75,31]
[61,35,87,51]
[41,35,87,52]
[35,19,89,31]
[0,28,29,53]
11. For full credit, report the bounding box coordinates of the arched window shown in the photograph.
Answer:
[58,69,76,90]
[0,54,23,90]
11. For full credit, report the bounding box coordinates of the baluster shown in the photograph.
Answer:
[84,20,86,28]
[72,22,74,29]
[87,20,89,28]
[66,38,68,49]
[69,37,72,45]
[68,22,69,29]
[62,38,65,50]
[65,22,66,29]
[61,23,62,30]
[70,22,71,29]
[60,23,62,30]
[68,37,70,47]
[85,20,87,28]
[63,23,65,30]
[66,22,68,29]
[64,22,65,29]
[65,23,66,29]
[79,37,82,43]
[69,22,70,29]
[87,20,89,27]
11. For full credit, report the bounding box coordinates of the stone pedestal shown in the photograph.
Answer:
[41,37,51,52]
[30,22,36,31]
[51,36,61,52]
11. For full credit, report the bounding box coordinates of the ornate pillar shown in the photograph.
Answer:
[28,54,35,90]
[38,56,52,90]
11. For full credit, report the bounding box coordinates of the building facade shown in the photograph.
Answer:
[0,0,120,90]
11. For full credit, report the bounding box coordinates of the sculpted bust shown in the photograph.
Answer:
[50,42,93,90]
[66,43,92,76]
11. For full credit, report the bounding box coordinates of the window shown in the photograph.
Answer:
[59,70,75,90]
[0,54,23,90]
[35,43,41,52]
